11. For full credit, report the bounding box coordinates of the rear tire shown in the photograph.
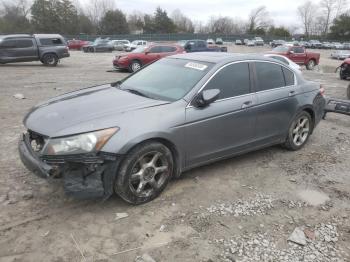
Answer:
[115,142,174,205]
[284,111,312,151]
[306,59,316,70]
[42,54,58,67]
[340,70,347,80]
[88,47,94,53]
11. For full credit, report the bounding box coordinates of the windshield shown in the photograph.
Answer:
[120,58,213,102]
[272,46,289,52]
[132,46,147,53]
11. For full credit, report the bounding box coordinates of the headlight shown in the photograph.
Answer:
[42,127,118,155]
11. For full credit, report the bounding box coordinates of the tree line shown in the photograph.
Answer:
[0,0,349,40]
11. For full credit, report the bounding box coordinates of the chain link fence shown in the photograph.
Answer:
[64,33,294,43]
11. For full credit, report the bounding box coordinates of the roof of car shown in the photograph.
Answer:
[0,34,32,39]
[33,34,64,39]
[169,52,275,64]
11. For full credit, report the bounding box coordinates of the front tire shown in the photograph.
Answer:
[129,60,142,72]
[284,111,312,151]
[42,54,58,66]
[114,142,174,205]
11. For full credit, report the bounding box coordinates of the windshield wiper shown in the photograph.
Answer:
[123,88,150,98]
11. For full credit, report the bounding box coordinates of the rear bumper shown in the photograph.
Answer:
[61,53,70,58]
[18,133,121,199]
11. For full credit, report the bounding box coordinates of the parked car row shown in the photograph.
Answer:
[206,38,224,45]
[234,37,265,46]
[269,39,350,50]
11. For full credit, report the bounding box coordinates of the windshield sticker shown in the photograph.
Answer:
[185,62,208,71]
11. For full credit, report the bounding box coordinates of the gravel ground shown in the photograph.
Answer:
[0,45,349,262]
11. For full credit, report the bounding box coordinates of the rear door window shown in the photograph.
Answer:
[255,62,285,91]
[282,67,295,86]
[161,46,177,53]
[16,39,34,48]
[0,39,17,48]
[203,62,251,99]
[292,47,305,53]
[149,46,162,53]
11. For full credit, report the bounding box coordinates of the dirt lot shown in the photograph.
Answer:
[0,45,349,262]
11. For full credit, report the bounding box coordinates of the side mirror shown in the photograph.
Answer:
[194,89,220,108]
[289,50,294,54]
[145,51,150,55]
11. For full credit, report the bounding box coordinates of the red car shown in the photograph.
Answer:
[68,39,90,50]
[269,45,320,70]
[113,44,184,72]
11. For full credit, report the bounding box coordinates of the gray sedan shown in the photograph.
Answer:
[19,53,326,204]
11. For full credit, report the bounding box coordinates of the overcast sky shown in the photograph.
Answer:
[95,0,309,27]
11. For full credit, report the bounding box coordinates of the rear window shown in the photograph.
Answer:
[39,38,64,46]
[255,62,285,91]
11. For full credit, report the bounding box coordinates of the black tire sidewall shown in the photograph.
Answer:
[347,85,350,99]
[285,111,312,151]
[306,60,315,70]
[115,142,174,205]
[43,54,58,66]
[129,60,141,72]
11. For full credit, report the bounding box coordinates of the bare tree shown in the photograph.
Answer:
[335,0,348,18]
[248,6,272,33]
[85,0,115,27]
[171,9,194,33]
[297,1,317,37]
[320,0,337,35]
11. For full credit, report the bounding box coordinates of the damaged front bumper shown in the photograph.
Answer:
[18,133,121,199]
[324,98,350,117]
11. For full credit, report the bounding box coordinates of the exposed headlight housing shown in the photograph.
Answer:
[42,127,118,155]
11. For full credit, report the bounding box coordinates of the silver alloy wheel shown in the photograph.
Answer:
[46,55,55,65]
[292,116,310,146]
[308,60,315,69]
[131,61,141,72]
[129,151,169,197]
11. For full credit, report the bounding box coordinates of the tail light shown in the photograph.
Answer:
[320,85,325,96]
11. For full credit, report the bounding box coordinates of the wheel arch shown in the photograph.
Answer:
[118,136,183,178]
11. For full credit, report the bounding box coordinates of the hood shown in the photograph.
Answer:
[24,84,169,137]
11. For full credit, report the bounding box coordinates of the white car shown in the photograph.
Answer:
[264,54,301,72]
[235,39,242,45]
[331,50,350,60]
[125,40,148,52]
[206,39,215,45]
[333,42,344,49]
[247,40,255,46]
[109,39,130,51]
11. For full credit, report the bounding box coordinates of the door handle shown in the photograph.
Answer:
[289,91,296,97]
[241,101,253,109]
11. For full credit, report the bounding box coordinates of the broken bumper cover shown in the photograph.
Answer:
[18,134,121,199]
[324,98,350,116]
